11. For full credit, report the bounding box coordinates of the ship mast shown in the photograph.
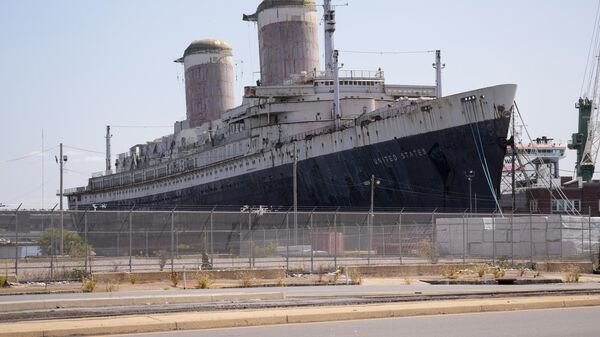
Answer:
[324,0,341,128]
[105,125,112,174]
[433,50,445,98]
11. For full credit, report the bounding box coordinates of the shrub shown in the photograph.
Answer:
[82,277,96,292]
[565,265,581,283]
[317,264,326,283]
[105,280,119,292]
[416,239,435,263]
[128,274,139,285]
[68,269,90,280]
[170,272,180,287]
[0,276,8,288]
[196,273,213,289]
[201,252,212,270]
[276,278,286,287]
[349,269,362,285]
[475,265,486,278]
[238,272,254,288]
[37,229,91,257]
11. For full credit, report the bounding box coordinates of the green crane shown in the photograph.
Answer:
[569,98,594,182]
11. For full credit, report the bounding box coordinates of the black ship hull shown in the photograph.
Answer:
[75,116,511,212]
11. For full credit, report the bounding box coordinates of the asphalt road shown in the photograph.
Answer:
[98,307,600,337]
[3,283,600,302]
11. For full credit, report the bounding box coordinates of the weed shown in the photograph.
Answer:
[349,269,362,285]
[475,264,486,278]
[0,275,8,288]
[128,274,139,285]
[317,264,326,283]
[276,278,286,287]
[170,272,180,287]
[105,280,119,292]
[442,266,459,279]
[68,269,89,280]
[82,277,96,293]
[416,238,435,263]
[565,265,581,283]
[238,272,254,288]
[196,273,213,289]
[111,261,121,273]
[163,286,171,291]
[156,250,168,271]
[493,268,506,279]
[519,268,527,277]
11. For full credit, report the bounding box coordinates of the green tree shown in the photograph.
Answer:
[37,229,91,257]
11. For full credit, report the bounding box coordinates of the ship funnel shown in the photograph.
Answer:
[176,39,235,128]
[244,0,320,86]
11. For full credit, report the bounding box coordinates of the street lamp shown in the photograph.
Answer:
[465,170,475,213]
[363,175,381,264]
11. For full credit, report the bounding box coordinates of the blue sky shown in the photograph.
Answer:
[0,0,597,209]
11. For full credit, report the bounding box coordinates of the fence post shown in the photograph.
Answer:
[382,225,386,258]
[129,211,133,273]
[286,209,290,272]
[210,208,214,267]
[492,214,496,266]
[14,205,21,279]
[398,211,403,265]
[432,209,437,264]
[368,212,373,265]
[145,231,149,257]
[333,209,338,271]
[545,216,549,260]
[248,211,253,269]
[310,211,314,274]
[84,211,89,274]
[170,210,175,273]
[510,213,514,267]
[50,207,56,280]
[589,207,593,263]
[559,213,563,261]
[462,210,467,263]
[529,213,533,263]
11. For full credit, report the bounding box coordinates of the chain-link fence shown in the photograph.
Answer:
[0,210,599,281]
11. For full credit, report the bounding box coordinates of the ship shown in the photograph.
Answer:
[65,0,517,212]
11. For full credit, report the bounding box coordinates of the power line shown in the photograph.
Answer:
[63,145,105,155]
[340,50,436,55]
[111,125,172,129]
[0,146,58,166]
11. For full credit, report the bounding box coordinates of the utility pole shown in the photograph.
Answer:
[433,50,445,98]
[511,108,517,212]
[58,143,66,255]
[465,170,475,213]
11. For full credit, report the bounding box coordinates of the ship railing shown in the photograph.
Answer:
[356,101,422,125]
[313,69,385,80]
[62,186,88,195]
[278,120,356,145]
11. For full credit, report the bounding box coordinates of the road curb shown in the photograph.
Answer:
[0,292,284,313]
[0,295,599,337]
